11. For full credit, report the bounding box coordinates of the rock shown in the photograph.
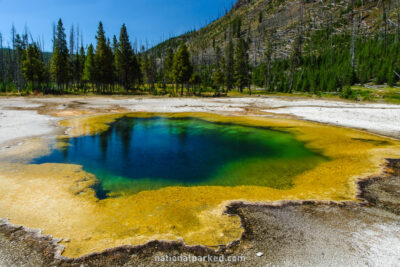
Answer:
[256,252,264,257]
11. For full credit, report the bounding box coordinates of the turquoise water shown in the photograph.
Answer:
[33,117,327,198]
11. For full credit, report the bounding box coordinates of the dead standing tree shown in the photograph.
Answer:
[289,0,305,91]
[351,0,357,69]
[382,0,388,53]
[263,28,275,91]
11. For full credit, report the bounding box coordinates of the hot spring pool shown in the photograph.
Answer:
[33,116,327,197]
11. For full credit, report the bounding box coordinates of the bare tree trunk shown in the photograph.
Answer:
[397,0,400,44]
[350,0,356,69]
[351,15,356,68]
[330,14,334,65]
[180,83,183,96]
[266,57,271,90]
[298,0,304,59]
[11,25,18,93]
[383,0,388,53]
[0,33,3,90]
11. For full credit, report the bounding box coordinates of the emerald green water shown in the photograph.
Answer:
[33,117,327,198]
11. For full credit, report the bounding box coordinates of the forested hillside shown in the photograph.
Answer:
[152,0,400,98]
[153,0,393,63]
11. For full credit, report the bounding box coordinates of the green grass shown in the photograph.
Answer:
[1,83,400,104]
[350,85,400,103]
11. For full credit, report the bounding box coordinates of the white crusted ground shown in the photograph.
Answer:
[0,96,399,147]
[0,98,55,147]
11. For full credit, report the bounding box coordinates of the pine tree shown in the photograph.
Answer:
[172,42,192,96]
[141,52,149,89]
[212,46,224,95]
[189,73,201,95]
[51,19,71,91]
[22,43,46,91]
[112,35,118,54]
[148,53,157,91]
[224,38,234,92]
[141,52,157,91]
[115,24,135,90]
[232,17,242,39]
[105,38,116,92]
[212,68,224,96]
[163,48,174,84]
[83,44,96,91]
[131,52,140,89]
[136,53,144,88]
[94,22,114,92]
[14,33,28,91]
[78,46,86,88]
[234,38,250,94]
